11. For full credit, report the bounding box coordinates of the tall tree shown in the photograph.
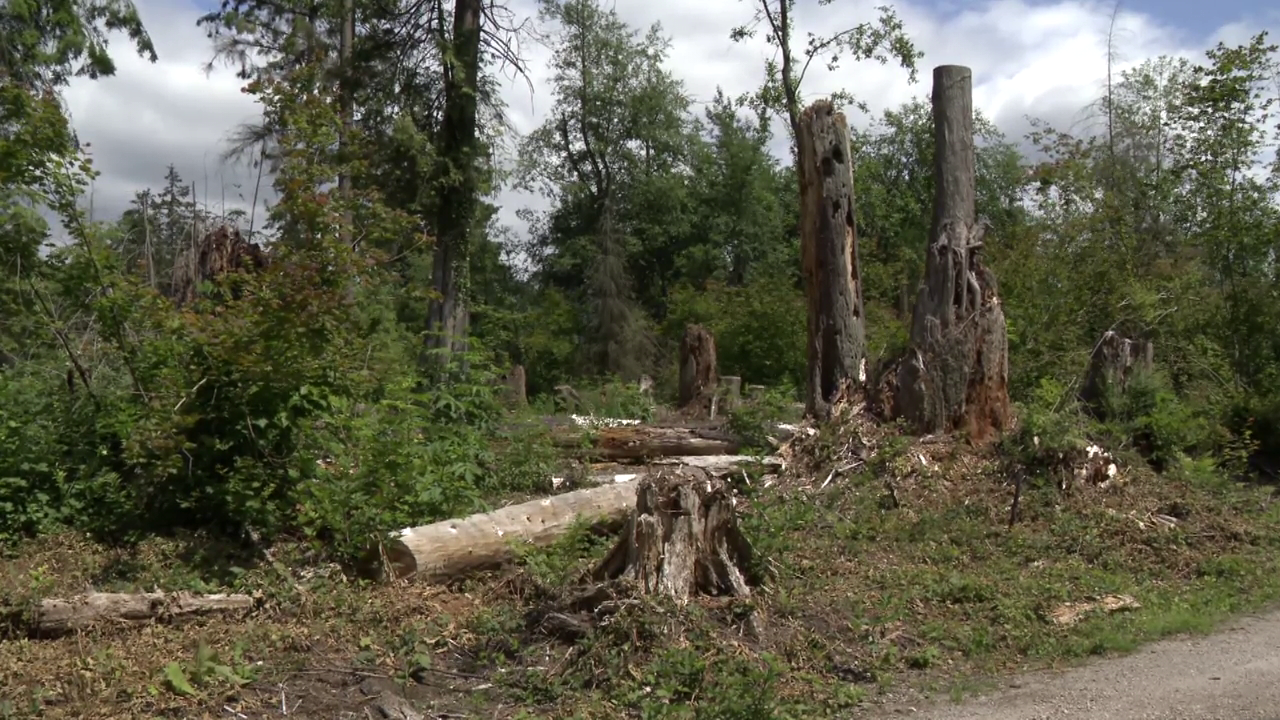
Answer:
[423,0,484,371]
[517,0,691,379]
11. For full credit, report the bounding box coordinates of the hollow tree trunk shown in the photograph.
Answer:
[592,466,757,607]
[895,66,1011,443]
[798,100,867,419]
[679,324,718,411]
[423,0,482,374]
[1080,331,1154,420]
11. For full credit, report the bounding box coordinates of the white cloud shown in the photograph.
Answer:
[61,0,1275,239]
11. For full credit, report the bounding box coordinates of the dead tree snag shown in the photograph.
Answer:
[592,467,757,608]
[678,324,718,412]
[1080,331,1154,420]
[895,66,1010,443]
[169,225,268,307]
[798,100,867,419]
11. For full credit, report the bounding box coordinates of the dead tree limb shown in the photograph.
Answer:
[7,592,255,639]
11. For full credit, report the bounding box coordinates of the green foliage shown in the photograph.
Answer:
[727,385,800,454]
[666,278,806,389]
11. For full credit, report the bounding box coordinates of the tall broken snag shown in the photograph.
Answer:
[678,323,719,414]
[895,65,1010,443]
[798,99,867,419]
[593,466,757,607]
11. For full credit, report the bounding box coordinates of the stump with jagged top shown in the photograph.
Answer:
[592,466,756,605]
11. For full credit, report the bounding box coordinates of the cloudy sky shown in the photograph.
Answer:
[63,0,1279,237]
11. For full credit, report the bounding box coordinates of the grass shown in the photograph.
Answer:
[2,415,1280,719]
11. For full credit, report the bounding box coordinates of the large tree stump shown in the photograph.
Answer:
[798,100,868,419]
[895,66,1011,443]
[592,467,756,608]
[1080,331,1154,419]
[678,324,719,412]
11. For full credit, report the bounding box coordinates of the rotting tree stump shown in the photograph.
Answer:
[592,467,758,610]
[798,99,867,420]
[1080,331,1154,420]
[169,225,268,307]
[894,65,1010,443]
[679,324,719,413]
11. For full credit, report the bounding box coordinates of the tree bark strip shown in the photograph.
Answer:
[797,99,867,419]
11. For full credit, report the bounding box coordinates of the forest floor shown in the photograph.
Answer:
[3,409,1280,719]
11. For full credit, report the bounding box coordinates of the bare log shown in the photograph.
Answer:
[8,592,255,638]
[1080,331,1154,419]
[553,424,740,460]
[376,479,646,581]
[593,467,758,613]
[679,324,719,412]
[895,66,1011,443]
[798,99,868,419]
[577,455,783,486]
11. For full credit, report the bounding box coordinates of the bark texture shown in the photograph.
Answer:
[678,324,719,411]
[375,478,644,581]
[895,66,1011,443]
[1080,331,1154,419]
[798,100,867,419]
[10,592,254,638]
[592,467,756,606]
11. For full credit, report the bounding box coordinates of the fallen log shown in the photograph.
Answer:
[6,591,255,638]
[552,424,741,460]
[567,455,783,488]
[374,478,648,582]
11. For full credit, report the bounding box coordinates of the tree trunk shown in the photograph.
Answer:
[9,592,254,639]
[1080,331,1154,419]
[798,100,867,419]
[592,467,757,608]
[423,0,482,373]
[895,66,1011,443]
[501,364,528,408]
[372,477,645,581]
[678,324,718,411]
[552,425,741,460]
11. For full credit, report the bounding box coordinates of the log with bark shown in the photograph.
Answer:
[679,324,719,412]
[798,99,868,419]
[6,591,255,638]
[372,478,648,581]
[551,424,741,460]
[895,66,1011,443]
[1080,331,1154,420]
[591,467,761,633]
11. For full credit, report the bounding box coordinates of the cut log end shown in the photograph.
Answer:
[592,467,758,610]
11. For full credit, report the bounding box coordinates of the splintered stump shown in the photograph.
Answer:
[1080,331,1154,420]
[169,225,268,307]
[592,467,756,610]
[798,99,868,419]
[894,66,1010,443]
[679,324,719,413]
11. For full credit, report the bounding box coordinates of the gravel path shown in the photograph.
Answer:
[881,609,1280,720]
